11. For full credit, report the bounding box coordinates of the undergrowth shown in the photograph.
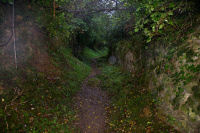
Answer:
[82,47,108,62]
[0,47,90,132]
[99,65,178,133]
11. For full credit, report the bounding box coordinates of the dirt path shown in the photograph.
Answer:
[75,62,109,133]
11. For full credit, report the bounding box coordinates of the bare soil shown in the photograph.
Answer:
[75,62,109,133]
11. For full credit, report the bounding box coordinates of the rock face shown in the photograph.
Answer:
[108,56,117,65]
[153,36,200,133]
[116,28,200,132]
[0,2,56,74]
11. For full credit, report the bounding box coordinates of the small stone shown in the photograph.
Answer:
[108,56,117,65]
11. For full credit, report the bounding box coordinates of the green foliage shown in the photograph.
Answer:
[35,3,72,44]
[134,0,176,42]
[70,18,88,33]
[1,0,13,4]
[88,14,110,46]
[108,9,132,44]
[46,13,71,41]
[83,47,108,61]
[124,0,198,43]
[56,47,91,80]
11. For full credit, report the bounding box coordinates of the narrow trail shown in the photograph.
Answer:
[75,61,109,133]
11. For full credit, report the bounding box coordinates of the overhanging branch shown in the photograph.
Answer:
[59,7,133,14]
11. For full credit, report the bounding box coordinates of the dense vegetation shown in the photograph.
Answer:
[0,0,200,132]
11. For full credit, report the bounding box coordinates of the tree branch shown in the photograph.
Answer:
[59,7,133,14]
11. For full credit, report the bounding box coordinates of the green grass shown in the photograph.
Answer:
[0,47,90,133]
[83,47,108,61]
[98,65,178,133]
